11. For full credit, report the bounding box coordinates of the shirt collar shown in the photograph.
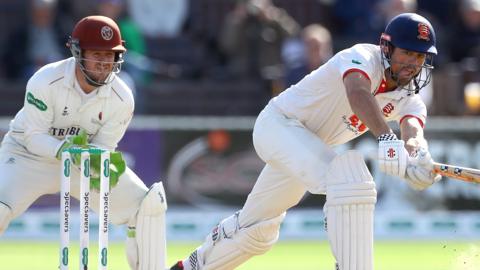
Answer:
[376,86,411,100]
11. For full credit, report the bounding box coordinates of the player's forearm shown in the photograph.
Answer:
[347,89,392,137]
[24,133,62,158]
[400,117,427,154]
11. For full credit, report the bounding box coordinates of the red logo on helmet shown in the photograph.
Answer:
[417,23,430,41]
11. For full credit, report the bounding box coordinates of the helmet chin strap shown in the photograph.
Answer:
[80,68,106,87]
[77,60,115,87]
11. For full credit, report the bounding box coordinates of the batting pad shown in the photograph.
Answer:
[325,151,376,270]
[0,202,12,235]
[184,212,285,270]
[135,182,168,270]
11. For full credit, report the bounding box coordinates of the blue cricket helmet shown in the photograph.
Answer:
[382,13,437,55]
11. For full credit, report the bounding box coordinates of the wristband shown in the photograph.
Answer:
[377,133,398,142]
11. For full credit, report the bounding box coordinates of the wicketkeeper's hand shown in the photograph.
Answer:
[55,129,89,165]
[89,151,126,191]
[378,133,409,178]
[404,148,441,190]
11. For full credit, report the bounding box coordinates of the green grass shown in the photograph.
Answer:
[0,240,479,270]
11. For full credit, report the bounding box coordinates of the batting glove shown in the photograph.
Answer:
[378,133,409,179]
[404,148,441,190]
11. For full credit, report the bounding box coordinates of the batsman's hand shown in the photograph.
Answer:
[378,133,409,178]
[89,151,126,191]
[55,129,89,165]
[404,148,441,190]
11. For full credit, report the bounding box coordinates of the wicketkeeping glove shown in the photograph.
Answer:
[55,129,89,165]
[404,148,441,190]
[378,133,409,178]
[89,151,126,191]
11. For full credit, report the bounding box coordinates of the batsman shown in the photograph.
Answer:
[171,13,441,270]
[0,16,167,269]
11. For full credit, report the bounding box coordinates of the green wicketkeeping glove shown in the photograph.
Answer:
[89,151,126,190]
[55,129,89,165]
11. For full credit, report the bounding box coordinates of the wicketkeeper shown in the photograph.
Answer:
[170,13,441,270]
[0,16,167,269]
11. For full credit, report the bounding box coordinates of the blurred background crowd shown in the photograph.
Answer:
[0,0,479,117]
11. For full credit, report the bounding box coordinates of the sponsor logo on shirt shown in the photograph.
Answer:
[343,114,367,135]
[50,126,82,138]
[351,59,362,65]
[26,92,47,111]
[62,106,69,116]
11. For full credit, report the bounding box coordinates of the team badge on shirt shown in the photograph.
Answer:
[382,103,395,117]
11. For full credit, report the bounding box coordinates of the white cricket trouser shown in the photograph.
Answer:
[240,102,336,227]
[179,103,338,270]
[181,103,375,270]
[0,140,148,226]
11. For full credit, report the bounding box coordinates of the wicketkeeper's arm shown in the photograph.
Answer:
[22,77,64,158]
[54,129,89,164]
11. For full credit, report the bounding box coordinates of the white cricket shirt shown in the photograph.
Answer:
[272,44,426,146]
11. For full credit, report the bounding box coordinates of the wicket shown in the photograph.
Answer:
[60,148,111,270]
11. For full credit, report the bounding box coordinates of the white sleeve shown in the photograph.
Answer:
[336,47,376,82]
[22,76,63,158]
[394,96,427,128]
[90,99,134,151]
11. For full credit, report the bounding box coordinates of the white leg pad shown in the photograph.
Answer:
[0,202,12,235]
[126,182,168,270]
[183,212,285,270]
[324,151,377,270]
